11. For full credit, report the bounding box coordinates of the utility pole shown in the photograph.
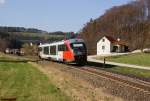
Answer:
[144,0,149,21]
[103,57,106,68]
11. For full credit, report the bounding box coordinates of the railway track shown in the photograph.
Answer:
[39,60,150,94]
[79,66,150,94]
[37,60,150,100]
[3,54,150,100]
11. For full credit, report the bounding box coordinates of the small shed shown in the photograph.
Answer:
[97,36,128,55]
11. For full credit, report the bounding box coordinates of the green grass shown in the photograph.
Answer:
[96,53,150,67]
[106,66,150,78]
[0,57,70,101]
[89,62,150,78]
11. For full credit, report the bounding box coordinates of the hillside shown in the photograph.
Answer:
[81,0,150,54]
[0,27,65,51]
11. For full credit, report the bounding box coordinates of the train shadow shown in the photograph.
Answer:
[65,61,117,69]
[34,59,117,69]
[69,63,85,67]
[86,61,116,69]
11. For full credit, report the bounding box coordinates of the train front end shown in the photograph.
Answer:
[68,39,87,64]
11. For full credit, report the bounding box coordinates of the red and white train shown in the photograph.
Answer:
[38,38,87,64]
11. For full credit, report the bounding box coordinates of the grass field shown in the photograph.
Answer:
[0,57,70,101]
[107,66,150,78]
[96,53,150,67]
[88,62,150,79]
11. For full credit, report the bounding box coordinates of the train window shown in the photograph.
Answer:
[43,47,49,55]
[58,44,68,51]
[58,45,62,51]
[50,46,56,55]
[71,43,86,53]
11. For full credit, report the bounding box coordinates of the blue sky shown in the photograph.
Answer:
[0,0,133,32]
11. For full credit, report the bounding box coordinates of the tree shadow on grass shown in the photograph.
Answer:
[0,97,16,101]
[0,59,39,63]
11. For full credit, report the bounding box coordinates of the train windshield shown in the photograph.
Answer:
[70,43,86,54]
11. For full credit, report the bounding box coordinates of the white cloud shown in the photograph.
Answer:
[0,0,5,4]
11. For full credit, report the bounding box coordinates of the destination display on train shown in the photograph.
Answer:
[73,44,83,47]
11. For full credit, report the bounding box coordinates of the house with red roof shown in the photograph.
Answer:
[97,36,129,55]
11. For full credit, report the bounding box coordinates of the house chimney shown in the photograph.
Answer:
[117,38,120,41]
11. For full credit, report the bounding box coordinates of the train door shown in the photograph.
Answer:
[50,45,57,60]
[56,45,59,61]
[38,47,43,58]
[41,46,50,59]
[57,44,64,61]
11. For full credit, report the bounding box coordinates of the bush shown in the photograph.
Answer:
[22,43,38,56]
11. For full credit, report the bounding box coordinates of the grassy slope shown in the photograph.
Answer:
[13,32,64,40]
[93,53,150,78]
[97,53,150,67]
[0,57,70,101]
[108,66,150,78]
[21,32,64,38]
[88,62,150,78]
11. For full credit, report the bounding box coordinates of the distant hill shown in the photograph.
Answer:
[0,26,47,33]
[0,26,68,51]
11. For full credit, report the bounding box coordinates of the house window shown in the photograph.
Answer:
[102,39,105,42]
[102,46,105,50]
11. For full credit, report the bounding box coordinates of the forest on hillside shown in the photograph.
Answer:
[81,0,150,54]
[0,27,66,51]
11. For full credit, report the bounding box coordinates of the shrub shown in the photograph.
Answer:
[22,43,38,56]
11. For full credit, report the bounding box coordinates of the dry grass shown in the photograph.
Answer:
[31,62,123,101]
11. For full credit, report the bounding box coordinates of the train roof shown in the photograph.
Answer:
[39,38,84,47]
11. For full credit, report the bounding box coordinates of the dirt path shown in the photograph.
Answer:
[30,61,123,101]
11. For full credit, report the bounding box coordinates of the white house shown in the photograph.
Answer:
[97,36,128,55]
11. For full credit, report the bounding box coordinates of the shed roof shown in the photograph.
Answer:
[104,36,128,46]
[105,36,116,43]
